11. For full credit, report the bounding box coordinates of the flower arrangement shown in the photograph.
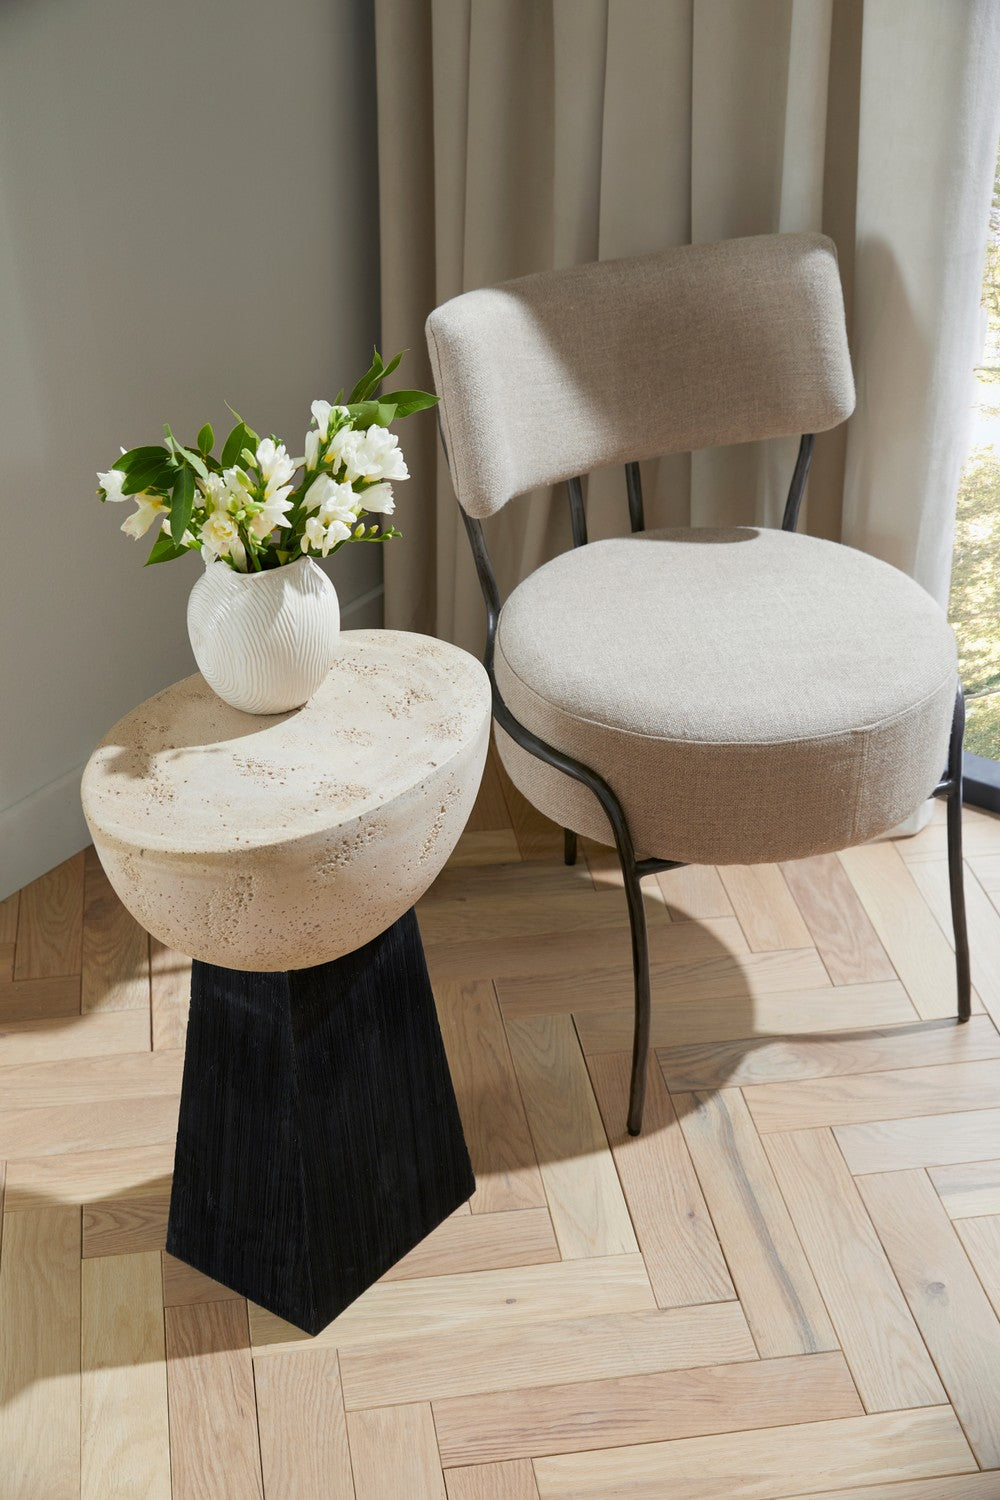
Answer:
[96,350,437,572]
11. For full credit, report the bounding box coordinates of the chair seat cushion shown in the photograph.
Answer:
[493,527,957,864]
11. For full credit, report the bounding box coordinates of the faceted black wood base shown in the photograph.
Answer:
[165,908,475,1335]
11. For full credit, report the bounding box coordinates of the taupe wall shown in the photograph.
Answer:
[0,0,381,898]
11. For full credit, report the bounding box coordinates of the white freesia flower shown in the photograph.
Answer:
[248,491,294,540]
[358,481,395,515]
[310,400,349,442]
[97,468,128,503]
[255,438,296,503]
[303,472,357,515]
[304,429,321,472]
[310,400,334,440]
[301,515,329,555]
[201,511,247,570]
[120,495,167,539]
[325,424,366,481]
[355,425,409,482]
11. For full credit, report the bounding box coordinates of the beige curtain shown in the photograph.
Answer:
[375,0,1000,650]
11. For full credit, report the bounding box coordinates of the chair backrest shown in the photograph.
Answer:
[425,232,854,520]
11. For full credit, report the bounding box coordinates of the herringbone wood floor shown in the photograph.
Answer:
[3,749,1000,1499]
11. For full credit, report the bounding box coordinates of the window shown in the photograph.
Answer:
[949,138,1000,807]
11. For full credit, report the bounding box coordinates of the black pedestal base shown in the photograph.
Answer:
[165,908,475,1335]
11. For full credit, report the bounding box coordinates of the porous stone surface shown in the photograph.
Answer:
[82,630,491,970]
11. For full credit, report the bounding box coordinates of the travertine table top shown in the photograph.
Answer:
[82,630,491,970]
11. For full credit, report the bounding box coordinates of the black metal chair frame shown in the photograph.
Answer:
[447,427,973,1135]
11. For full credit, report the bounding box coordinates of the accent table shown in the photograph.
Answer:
[81,629,490,1335]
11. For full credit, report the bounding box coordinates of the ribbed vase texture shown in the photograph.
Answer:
[187,556,341,714]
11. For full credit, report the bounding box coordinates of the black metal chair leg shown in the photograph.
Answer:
[621,858,652,1135]
[947,688,972,1022]
[564,828,578,866]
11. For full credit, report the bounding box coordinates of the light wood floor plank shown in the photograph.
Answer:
[81,1250,170,1500]
[0,1092,179,1157]
[899,800,1000,862]
[446,828,521,867]
[0,1047,182,1110]
[251,1254,656,1355]
[446,915,749,996]
[857,1168,1000,1468]
[13,851,84,980]
[762,1128,944,1411]
[930,1158,1000,1218]
[0,973,81,1023]
[82,845,150,1013]
[780,853,895,984]
[495,758,564,863]
[953,1214,1000,1321]
[835,1108,1000,1175]
[588,1049,735,1306]
[149,936,190,1050]
[446,1460,540,1500]
[532,1408,975,1500]
[83,1192,170,1257]
[514,938,833,1028]
[254,1348,355,1500]
[339,1302,757,1410]
[580,836,628,890]
[433,979,546,1214]
[505,1014,637,1258]
[0,1206,81,1500]
[418,881,665,947]
[659,1015,1000,1092]
[422,859,594,906]
[434,1351,861,1467]
[0,1007,150,1067]
[655,863,734,920]
[382,1206,558,1281]
[674,1089,837,1357]
[717,864,812,952]
[165,1298,263,1499]
[4,1139,174,1209]
[908,857,1000,1025]
[743,1058,1000,1133]
[578,981,915,1054]
[0,891,19,944]
[348,1401,446,1500]
[162,1252,243,1307]
[838,843,959,1018]
[781,1475,1000,1500]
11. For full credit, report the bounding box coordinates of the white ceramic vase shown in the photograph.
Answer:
[187,556,341,714]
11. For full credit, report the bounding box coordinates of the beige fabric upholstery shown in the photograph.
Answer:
[494,528,956,866]
[426,233,854,520]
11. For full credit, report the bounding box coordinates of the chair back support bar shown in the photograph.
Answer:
[425,232,854,519]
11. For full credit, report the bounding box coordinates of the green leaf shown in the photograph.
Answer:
[112,445,169,474]
[373,402,397,427]
[144,530,191,565]
[122,459,175,496]
[380,388,439,418]
[344,400,380,426]
[197,423,214,454]
[220,421,248,468]
[176,445,209,481]
[170,468,196,544]
[347,348,406,405]
[348,351,384,404]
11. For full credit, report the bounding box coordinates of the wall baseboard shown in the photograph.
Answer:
[0,763,90,903]
[0,586,386,902]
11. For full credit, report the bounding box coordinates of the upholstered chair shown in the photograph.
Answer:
[425,232,970,1136]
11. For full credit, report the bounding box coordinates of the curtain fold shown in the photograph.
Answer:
[375,0,1000,650]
